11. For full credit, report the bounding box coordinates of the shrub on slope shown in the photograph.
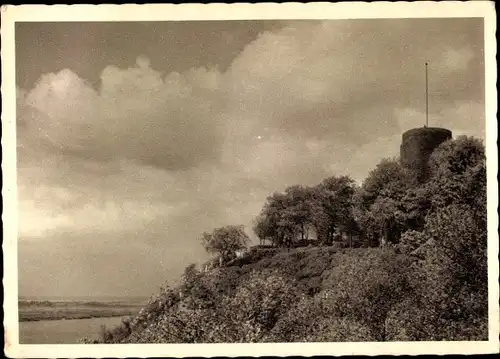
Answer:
[103,247,419,343]
[389,203,488,341]
[267,248,413,342]
[118,268,298,343]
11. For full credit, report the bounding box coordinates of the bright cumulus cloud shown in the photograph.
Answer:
[16,19,485,297]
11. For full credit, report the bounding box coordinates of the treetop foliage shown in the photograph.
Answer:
[200,225,250,262]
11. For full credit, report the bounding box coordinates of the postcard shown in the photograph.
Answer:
[2,2,498,357]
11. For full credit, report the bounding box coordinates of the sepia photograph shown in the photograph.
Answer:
[2,2,498,357]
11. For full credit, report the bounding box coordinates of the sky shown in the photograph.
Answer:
[15,18,485,298]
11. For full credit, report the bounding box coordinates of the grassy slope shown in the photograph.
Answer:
[98,245,425,343]
[94,240,486,343]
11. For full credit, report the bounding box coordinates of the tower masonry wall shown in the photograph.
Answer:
[400,127,452,182]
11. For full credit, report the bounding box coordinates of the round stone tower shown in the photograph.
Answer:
[400,127,452,182]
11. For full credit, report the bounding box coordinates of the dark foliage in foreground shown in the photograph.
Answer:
[87,136,487,343]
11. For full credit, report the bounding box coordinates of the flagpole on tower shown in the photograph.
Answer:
[425,62,429,128]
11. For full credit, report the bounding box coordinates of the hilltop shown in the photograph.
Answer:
[85,135,488,343]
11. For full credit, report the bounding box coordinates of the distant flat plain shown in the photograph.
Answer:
[18,297,147,343]
[19,299,145,321]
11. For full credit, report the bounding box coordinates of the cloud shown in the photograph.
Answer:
[17,157,184,238]
[394,101,485,139]
[16,19,486,296]
[440,46,475,71]
[21,58,225,172]
[226,19,483,142]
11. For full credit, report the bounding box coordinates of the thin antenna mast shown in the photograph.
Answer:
[425,62,429,127]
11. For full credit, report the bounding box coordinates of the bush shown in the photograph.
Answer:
[212,269,299,341]
[268,291,375,342]
[385,201,488,341]
[321,248,414,341]
[397,229,428,255]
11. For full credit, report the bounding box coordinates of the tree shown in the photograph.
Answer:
[200,225,250,263]
[311,176,357,245]
[283,185,315,241]
[356,158,416,246]
[369,197,401,246]
[254,192,294,247]
[253,214,274,245]
[427,136,486,212]
[360,157,415,209]
[389,137,488,340]
[390,203,488,340]
[255,178,358,248]
[397,185,432,233]
[423,203,487,294]
[337,216,361,248]
[429,136,485,179]
[254,190,309,248]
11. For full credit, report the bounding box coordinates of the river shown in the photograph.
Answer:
[19,316,126,344]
